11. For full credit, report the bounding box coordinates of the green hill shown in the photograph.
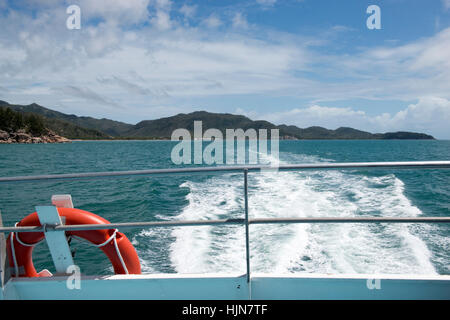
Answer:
[0,101,110,139]
[130,111,280,138]
[0,100,435,140]
[1,100,132,137]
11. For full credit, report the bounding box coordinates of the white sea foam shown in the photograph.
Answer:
[149,151,438,275]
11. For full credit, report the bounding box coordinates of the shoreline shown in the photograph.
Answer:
[69,138,442,142]
[70,139,171,142]
[0,129,70,144]
[2,137,442,143]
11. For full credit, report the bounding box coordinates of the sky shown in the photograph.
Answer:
[0,0,450,138]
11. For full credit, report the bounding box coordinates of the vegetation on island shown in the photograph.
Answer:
[0,107,46,135]
[0,100,436,141]
[0,102,109,140]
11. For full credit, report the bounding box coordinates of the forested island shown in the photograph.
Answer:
[0,100,435,143]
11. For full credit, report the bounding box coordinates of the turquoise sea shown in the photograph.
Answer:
[0,140,449,276]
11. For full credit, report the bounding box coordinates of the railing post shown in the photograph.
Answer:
[244,169,250,283]
[0,210,4,291]
[0,209,11,297]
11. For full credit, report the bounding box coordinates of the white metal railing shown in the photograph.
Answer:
[0,161,450,283]
[0,161,449,183]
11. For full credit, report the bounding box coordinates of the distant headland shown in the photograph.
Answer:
[0,100,435,143]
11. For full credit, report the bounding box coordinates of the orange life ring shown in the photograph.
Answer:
[6,207,141,277]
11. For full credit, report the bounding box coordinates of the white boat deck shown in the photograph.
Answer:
[2,273,450,300]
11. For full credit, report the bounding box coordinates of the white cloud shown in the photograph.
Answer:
[83,25,121,56]
[443,0,450,10]
[18,0,62,8]
[2,2,449,104]
[375,97,450,137]
[258,97,450,138]
[97,75,169,98]
[179,4,197,19]
[0,6,306,119]
[155,0,172,10]
[366,28,450,72]
[256,0,277,6]
[305,27,450,102]
[149,0,173,30]
[232,12,249,29]
[152,10,171,30]
[203,14,222,28]
[78,0,151,25]
[56,85,122,109]
[262,105,368,131]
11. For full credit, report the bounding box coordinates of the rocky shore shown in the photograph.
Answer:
[0,129,70,144]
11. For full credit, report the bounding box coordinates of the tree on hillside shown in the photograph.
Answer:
[25,113,46,134]
[0,107,46,135]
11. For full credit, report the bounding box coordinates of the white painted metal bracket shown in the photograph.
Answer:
[51,195,74,208]
[36,206,74,274]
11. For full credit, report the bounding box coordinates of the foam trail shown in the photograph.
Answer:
[169,176,246,273]
[165,151,437,275]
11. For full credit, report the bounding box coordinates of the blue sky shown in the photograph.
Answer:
[0,0,450,138]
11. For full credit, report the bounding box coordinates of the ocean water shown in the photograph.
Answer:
[0,140,449,276]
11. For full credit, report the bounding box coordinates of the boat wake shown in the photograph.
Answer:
[138,152,438,275]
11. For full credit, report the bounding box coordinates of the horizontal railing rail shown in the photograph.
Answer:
[0,161,449,283]
[1,217,450,234]
[0,161,449,183]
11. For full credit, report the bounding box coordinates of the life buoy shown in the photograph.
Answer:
[6,207,141,277]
